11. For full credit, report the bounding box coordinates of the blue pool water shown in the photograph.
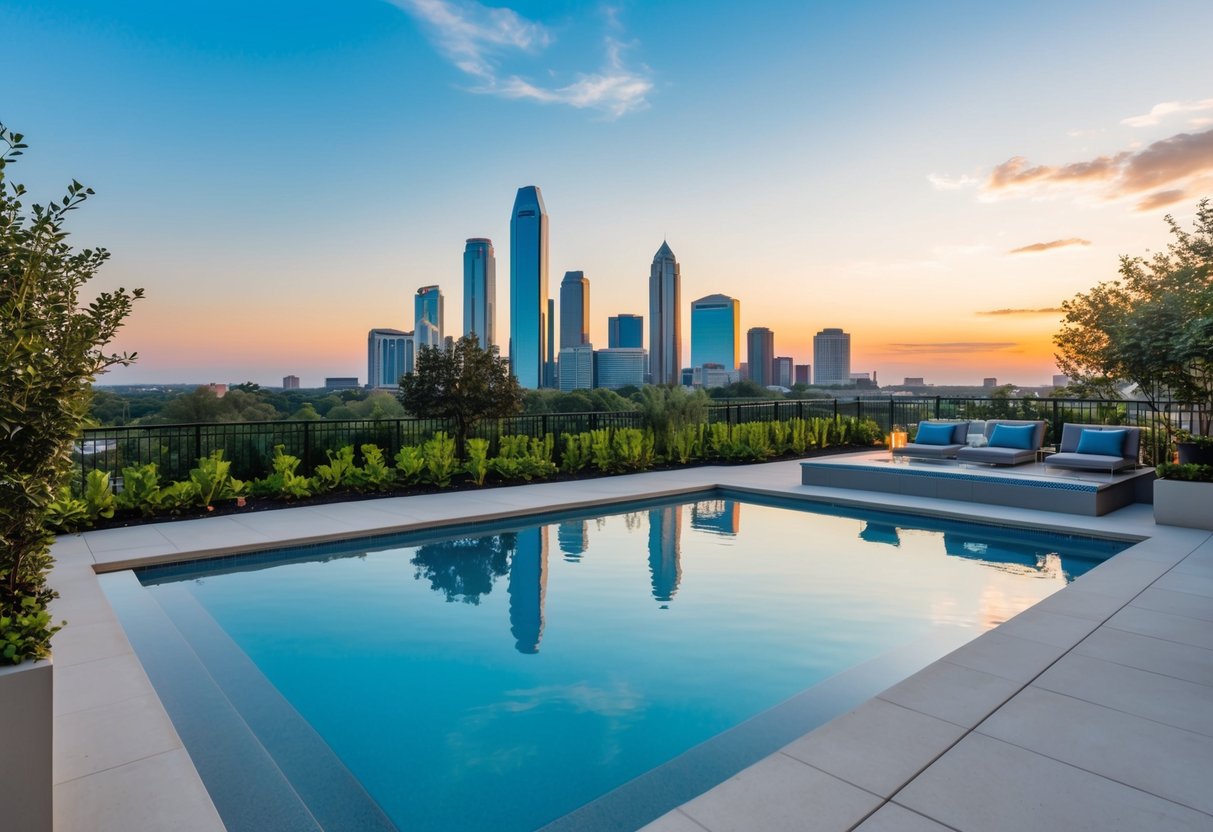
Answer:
[102,494,1126,832]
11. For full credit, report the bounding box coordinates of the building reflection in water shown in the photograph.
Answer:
[508,526,549,654]
[557,520,588,563]
[858,521,901,547]
[648,506,683,607]
[689,500,741,537]
[942,532,1068,580]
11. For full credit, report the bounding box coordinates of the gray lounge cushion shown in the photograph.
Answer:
[956,446,1036,466]
[893,443,964,459]
[1045,451,1135,472]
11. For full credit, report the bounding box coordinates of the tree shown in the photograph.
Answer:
[1055,199,1213,434]
[397,334,522,452]
[0,125,143,664]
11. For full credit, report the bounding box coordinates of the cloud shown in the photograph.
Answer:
[389,0,653,117]
[885,342,1019,354]
[975,308,1064,316]
[1007,238,1091,255]
[1135,189,1188,211]
[928,173,979,191]
[1122,98,1213,128]
[978,127,1213,208]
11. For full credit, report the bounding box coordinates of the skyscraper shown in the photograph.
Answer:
[690,293,740,370]
[367,328,412,388]
[648,241,681,385]
[546,297,556,388]
[509,186,549,388]
[558,345,594,391]
[282,375,300,389]
[415,285,444,350]
[463,238,495,348]
[813,328,852,386]
[746,327,775,387]
[594,348,647,389]
[559,271,590,349]
[608,314,644,348]
[775,356,794,388]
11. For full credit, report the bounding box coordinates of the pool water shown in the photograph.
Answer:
[103,494,1125,832]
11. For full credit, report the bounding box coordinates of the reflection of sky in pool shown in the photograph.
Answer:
[109,496,1123,832]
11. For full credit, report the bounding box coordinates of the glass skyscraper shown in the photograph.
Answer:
[367,328,412,388]
[746,327,775,387]
[690,293,740,370]
[813,328,852,386]
[608,314,644,349]
[559,271,589,349]
[463,238,495,348]
[509,186,549,388]
[415,285,444,351]
[648,241,681,385]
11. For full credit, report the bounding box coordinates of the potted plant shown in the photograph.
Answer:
[1154,462,1213,530]
[1174,430,1213,466]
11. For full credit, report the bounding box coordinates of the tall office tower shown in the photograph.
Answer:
[648,241,681,385]
[690,294,741,370]
[415,285,444,345]
[746,327,775,387]
[558,344,595,391]
[774,356,794,388]
[608,314,644,348]
[545,297,556,388]
[812,328,852,386]
[282,375,300,390]
[594,348,647,389]
[559,271,590,349]
[463,238,496,348]
[509,185,549,388]
[367,328,412,388]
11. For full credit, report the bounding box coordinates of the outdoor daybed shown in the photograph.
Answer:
[1045,424,1141,475]
[956,420,1046,467]
[893,421,969,460]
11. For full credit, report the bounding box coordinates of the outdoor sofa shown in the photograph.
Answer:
[893,420,970,460]
[956,420,1046,466]
[1044,423,1141,475]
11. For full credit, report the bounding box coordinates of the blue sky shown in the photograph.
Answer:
[5,0,1213,385]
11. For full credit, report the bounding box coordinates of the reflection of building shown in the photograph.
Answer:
[508,526,549,653]
[510,185,549,388]
[858,521,901,547]
[690,500,740,536]
[557,520,588,562]
[942,532,1066,579]
[649,242,681,385]
[648,506,683,605]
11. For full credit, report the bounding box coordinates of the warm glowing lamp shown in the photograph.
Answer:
[889,425,908,451]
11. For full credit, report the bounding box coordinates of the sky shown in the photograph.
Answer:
[5,0,1213,387]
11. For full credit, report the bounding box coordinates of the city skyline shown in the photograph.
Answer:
[5,1,1212,385]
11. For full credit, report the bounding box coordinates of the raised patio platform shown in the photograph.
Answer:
[801,451,1156,516]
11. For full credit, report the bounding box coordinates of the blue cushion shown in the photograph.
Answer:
[1076,428,1126,456]
[988,424,1036,450]
[915,422,956,446]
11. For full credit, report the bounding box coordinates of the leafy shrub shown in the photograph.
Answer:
[589,429,614,472]
[355,444,396,491]
[561,432,592,473]
[83,470,117,520]
[116,463,162,517]
[669,424,704,465]
[312,446,358,493]
[394,445,426,485]
[44,488,91,533]
[250,446,312,499]
[489,434,557,482]
[189,451,246,508]
[464,438,490,486]
[1156,462,1213,483]
[157,480,202,513]
[422,432,458,487]
[787,418,809,454]
[612,428,655,471]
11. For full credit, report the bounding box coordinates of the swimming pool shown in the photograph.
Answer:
[101,493,1126,832]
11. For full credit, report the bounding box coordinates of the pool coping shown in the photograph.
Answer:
[47,457,1213,832]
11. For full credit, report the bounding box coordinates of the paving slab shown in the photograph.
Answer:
[1073,626,1213,687]
[852,803,955,832]
[877,660,1022,728]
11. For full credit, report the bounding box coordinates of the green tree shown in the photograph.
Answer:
[1055,199,1213,434]
[0,125,143,664]
[397,334,523,453]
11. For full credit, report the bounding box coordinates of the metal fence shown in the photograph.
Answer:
[75,397,1203,487]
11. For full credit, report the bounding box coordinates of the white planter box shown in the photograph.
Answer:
[0,659,53,832]
[1154,479,1213,530]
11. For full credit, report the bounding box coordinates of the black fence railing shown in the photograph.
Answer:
[75,397,1204,488]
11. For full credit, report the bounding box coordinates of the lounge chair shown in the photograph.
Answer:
[1044,424,1141,475]
[893,420,969,460]
[956,420,1045,466]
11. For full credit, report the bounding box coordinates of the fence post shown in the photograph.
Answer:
[302,420,312,473]
[833,398,838,422]
[934,396,941,419]
[1051,399,1060,447]
[194,424,202,464]
[890,397,895,431]
[541,414,548,438]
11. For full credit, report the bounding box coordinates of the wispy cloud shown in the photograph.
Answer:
[1007,238,1091,255]
[978,126,1213,211]
[928,172,980,191]
[389,0,653,117]
[1122,98,1213,128]
[976,307,1064,316]
[885,342,1019,354]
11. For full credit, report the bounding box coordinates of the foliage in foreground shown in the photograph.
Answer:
[0,125,143,664]
[1155,463,1213,483]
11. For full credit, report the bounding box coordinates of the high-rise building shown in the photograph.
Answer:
[904,377,926,386]
[324,377,359,389]
[608,314,644,348]
[546,297,556,388]
[594,348,647,389]
[746,327,775,387]
[558,344,594,391]
[509,185,549,388]
[648,241,681,385]
[282,375,300,389]
[813,328,851,386]
[984,377,998,388]
[415,285,444,347]
[559,271,589,349]
[774,356,793,388]
[367,328,413,388]
[690,294,740,370]
[794,365,811,385]
[1052,374,1070,387]
[463,238,495,348]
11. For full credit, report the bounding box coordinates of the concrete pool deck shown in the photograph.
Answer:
[47,457,1213,831]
